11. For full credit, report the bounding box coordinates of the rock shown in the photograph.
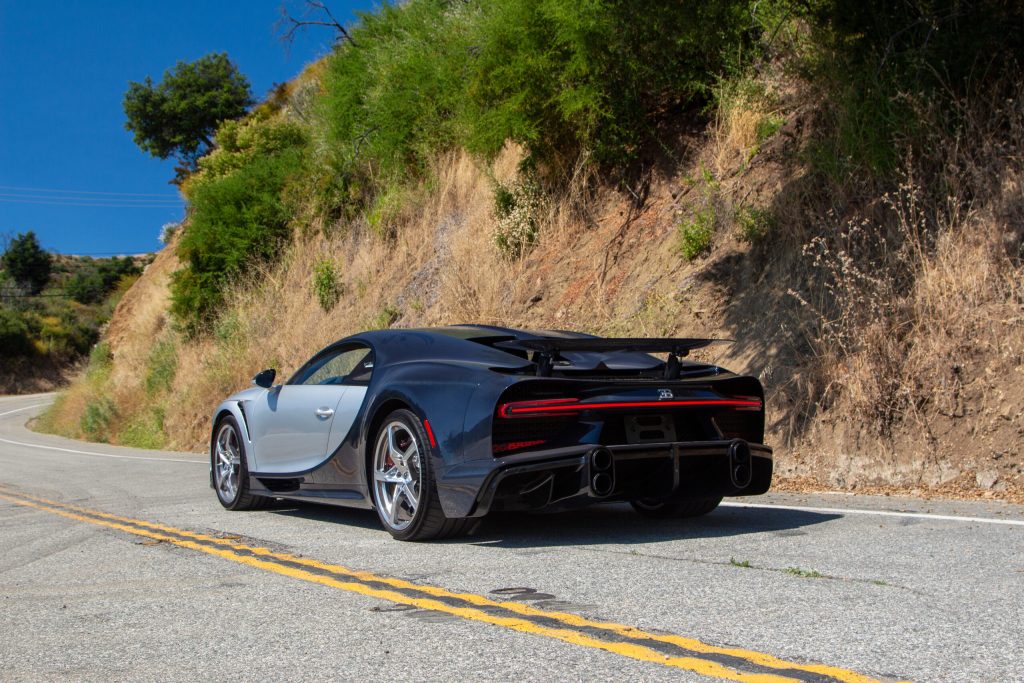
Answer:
[976,469,999,489]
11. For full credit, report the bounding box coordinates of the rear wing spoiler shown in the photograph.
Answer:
[494,337,732,377]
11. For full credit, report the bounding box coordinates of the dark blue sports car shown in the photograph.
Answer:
[210,325,772,540]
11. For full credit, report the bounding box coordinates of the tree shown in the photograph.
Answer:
[1,231,51,295]
[123,53,253,176]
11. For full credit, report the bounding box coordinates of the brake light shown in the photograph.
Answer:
[497,397,761,418]
[497,398,581,419]
[492,439,547,454]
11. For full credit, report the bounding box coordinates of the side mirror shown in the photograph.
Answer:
[252,368,276,389]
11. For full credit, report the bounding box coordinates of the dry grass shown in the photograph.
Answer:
[790,83,1024,491]
[38,71,1024,500]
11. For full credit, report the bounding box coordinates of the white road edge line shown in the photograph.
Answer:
[0,403,50,418]
[0,403,204,465]
[0,435,206,465]
[720,502,1024,527]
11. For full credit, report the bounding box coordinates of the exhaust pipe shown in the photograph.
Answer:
[587,447,615,497]
[728,439,752,488]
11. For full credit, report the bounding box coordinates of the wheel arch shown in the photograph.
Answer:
[363,398,414,503]
[210,401,255,470]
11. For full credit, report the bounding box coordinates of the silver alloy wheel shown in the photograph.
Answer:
[372,420,422,532]
[214,422,241,503]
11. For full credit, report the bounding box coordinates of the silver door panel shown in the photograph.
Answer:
[326,386,366,454]
[248,385,348,473]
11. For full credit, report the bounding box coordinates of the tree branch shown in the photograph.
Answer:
[279,1,357,49]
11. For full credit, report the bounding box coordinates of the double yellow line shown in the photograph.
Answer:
[0,487,890,683]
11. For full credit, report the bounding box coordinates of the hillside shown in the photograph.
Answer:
[38,0,1024,500]
[1,250,147,394]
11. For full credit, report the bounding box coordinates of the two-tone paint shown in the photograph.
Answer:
[210,325,773,518]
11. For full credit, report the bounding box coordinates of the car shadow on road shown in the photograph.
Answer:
[268,502,383,531]
[467,503,841,548]
[266,500,840,546]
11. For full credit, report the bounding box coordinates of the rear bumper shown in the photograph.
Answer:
[467,440,772,517]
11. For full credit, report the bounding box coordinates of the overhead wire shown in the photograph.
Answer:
[0,184,180,198]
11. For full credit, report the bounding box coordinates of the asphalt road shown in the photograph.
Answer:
[1,393,1022,683]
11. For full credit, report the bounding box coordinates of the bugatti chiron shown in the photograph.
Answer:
[210,325,772,540]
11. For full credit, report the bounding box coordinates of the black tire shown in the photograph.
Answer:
[630,495,722,519]
[212,416,272,511]
[370,409,475,541]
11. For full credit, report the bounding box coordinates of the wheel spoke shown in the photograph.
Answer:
[388,487,403,525]
[374,468,404,484]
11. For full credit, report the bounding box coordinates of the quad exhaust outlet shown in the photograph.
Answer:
[588,447,615,497]
[728,439,753,488]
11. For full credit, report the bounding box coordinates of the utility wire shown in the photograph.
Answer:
[0,192,181,204]
[0,184,180,198]
[0,198,183,209]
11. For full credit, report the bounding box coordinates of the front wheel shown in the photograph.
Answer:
[630,496,722,519]
[212,416,271,511]
[370,409,474,541]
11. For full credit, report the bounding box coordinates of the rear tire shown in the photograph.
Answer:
[630,496,722,519]
[370,409,475,541]
[212,416,272,511]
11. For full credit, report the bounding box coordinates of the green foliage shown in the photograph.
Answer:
[2,231,51,295]
[144,336,177,396]
[0,308,33,357]
[678,207,716,260]
[797,0,1024,178]
[493,175,543,258]
[369,305,399,330]
[193,112,308,183]
[80,396,116,442]
[366,184,411,237]
[735,205,774,243]
[123,52,253,173]
[312,259,342,312]
[65,257,141,305]
[320,0,758,192]
[171,147,305,335]
[729,558,752,568]
[117,407,167,450]
[87,341,113,375]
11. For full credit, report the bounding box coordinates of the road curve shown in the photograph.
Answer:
[1,393,1022,682]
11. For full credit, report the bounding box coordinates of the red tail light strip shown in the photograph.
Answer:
[497,397,761,418]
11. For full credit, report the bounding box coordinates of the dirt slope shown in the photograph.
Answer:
[39,85,1023,502]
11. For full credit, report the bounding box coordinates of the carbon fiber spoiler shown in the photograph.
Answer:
[494,337,731,356]
[494,337,732,377]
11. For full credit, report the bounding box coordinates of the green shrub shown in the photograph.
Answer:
[312,260,342,311]
[493,175,543,258]
[320,0,758,188]
[369,305,399,330]
[144,336,177,395]
[65,257,141,305]
[678,207,716,260]
[366,184,411,237]
[118,407,167,450]
[735,205,774,243]
[0,308,34,357]
[87,341,112,374]
[798,0,1024,178]
[80,396,116,442]
[171,146,305,335]
[193,113,308,184]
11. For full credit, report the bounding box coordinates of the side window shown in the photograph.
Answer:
[293,345,373,386]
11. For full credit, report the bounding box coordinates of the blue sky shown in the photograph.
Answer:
[0,1,371,255]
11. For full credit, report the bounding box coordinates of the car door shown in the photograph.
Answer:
[248,344,371,473]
